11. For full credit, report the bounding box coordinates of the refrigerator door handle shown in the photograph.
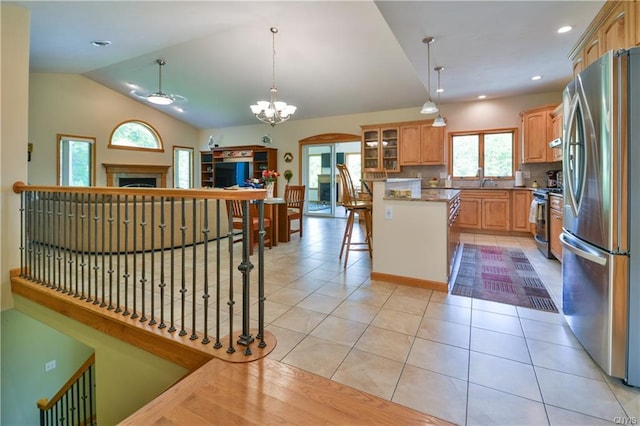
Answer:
[560,232,608,266]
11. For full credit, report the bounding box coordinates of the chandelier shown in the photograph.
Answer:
[420,36,438,114]
[250,27,297,126]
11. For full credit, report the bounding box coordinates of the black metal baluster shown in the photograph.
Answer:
[201,199,210,345]
[45,192,53,287]
[80,193,87,300]
[131,195,138,319]
[93,193,100,305]
[73,194,80,297]
[86,194,94,303]
[257,199,266,348]
[100,200,107,307]
[55,194,63,292]
[19,191,25,277]
[115,195,122,313]
[179,198,187,337]
[63,194,71,294]
[190,198,198,340]
[35,191,42,283]
[27,191,34,281]
[214,199,222,349]
[107,196,114,310]
[123,195,131,316]
[169,197,176,333]
[139,195,148,322]
[227,203,235,354]
[158,196,167,329]
[237,199,255,355]
[149,195,156,326]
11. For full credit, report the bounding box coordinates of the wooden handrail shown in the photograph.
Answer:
[12,181,266,201]
[37,353,95,411]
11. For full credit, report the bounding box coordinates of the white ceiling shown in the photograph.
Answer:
[12,1,603,129]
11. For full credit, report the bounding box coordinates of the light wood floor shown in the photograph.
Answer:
[121,356,452,425]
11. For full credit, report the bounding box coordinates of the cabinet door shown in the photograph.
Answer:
[601,5,629,53]
[399,125,421,166]
[381,128,400,172]
[362,129,380,170]
[584,37,601,67]
[511,190,533,233]
[550,208,563,261]
[458,198,481,229]
[522,109,550,163]
[482,199,510,231]
[635,0,640,46]
[551,107,563,162]
[572,56,584,78]
[420,125,445,165]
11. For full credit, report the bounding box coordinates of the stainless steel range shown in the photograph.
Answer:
[532,187,563,259]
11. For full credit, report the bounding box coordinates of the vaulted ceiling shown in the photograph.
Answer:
[14,1,603,129]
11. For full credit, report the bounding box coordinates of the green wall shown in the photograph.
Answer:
[1,309,94,426]
[4,297,188,425]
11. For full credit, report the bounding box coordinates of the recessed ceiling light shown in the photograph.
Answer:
[478,95,487,99]
[91,40,111,47]
[175,107,184,113]
[557,26,573,34]
[126,82,139,89]
[531,75,543,81]
[437,88,444,93]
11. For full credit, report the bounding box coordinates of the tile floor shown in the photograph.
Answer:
[255,216,639,425]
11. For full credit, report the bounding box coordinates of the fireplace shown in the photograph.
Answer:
[103,164,170,188]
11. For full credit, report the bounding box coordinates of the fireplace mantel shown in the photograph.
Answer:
[102,163,170,187]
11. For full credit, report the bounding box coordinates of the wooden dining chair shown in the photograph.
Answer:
[336,164,372,268]
[284,185,306,239]
[225,199,272,255]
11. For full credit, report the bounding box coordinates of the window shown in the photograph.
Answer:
[173,146,193,188]
[109,120,164,152]
[308,154,322,189]
[57,134,96,186]
[449,129,516,178]
[345,153,362,188]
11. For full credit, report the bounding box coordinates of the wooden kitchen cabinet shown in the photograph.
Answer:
[361,125,400,172]
[569,1,638,72]
[511,189,534,234]
[399,121,445,166]
[457,190,510,232]
[522,105,556,164]
[550,194,563,261]
[550,104,563,162]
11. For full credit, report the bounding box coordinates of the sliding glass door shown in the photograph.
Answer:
[302,141,361,217]
[303,144,336,216]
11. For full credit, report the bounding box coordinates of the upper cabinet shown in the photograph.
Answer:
[399,121,445,166]
[361,125,399,172]
[550,104,563,162]
[569,1,639,73]
[521,105,556,164]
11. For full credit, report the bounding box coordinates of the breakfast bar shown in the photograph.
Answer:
[371,179,460,292]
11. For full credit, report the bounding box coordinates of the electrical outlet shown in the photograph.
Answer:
[45,360,56,372]
[384,206,393,220]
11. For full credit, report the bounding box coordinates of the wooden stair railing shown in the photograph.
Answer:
[37,354,96,426]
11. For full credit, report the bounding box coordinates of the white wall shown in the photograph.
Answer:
[28,73,200,186]
[201,91,561,195]
[1,4,30,310]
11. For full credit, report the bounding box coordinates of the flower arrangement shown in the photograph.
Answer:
[261,170,280,184]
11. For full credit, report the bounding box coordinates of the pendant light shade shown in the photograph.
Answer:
[147,59,174,105]
[420,36,438,115]
[432,65,447,127]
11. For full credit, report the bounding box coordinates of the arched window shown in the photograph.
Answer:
[108,120,164,152]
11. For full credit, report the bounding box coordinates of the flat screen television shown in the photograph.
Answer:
[214,161,252,188]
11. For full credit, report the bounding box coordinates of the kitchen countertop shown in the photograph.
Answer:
[429,186,537,191]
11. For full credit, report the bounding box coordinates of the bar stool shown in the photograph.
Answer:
[336,164,372,268]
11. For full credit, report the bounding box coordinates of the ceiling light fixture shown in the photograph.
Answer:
[432,66,446,127]
[91,40,111,47]
[250,27,297,126]
[557,25,573,34]
[420,36,438,114]
[147,59,174,106]
[478,95,487,99]
[531,75,542,81]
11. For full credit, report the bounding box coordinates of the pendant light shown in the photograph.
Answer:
[250,27,297,126]
[432,66,447,127]
[147,59,174,105]
[420,36,438,114]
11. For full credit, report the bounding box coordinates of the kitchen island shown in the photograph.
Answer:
[371,179,460,292]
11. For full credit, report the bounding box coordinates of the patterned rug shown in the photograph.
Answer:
[451,244,558,312]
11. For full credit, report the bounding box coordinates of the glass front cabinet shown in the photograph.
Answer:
[361,125,399,172]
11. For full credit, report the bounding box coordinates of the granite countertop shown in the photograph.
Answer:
[428,186,538,191]
[383,189,461,202]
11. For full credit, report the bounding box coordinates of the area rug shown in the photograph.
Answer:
[451,244,558,312]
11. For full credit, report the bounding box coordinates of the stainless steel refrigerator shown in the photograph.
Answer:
[561,47,639,387]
